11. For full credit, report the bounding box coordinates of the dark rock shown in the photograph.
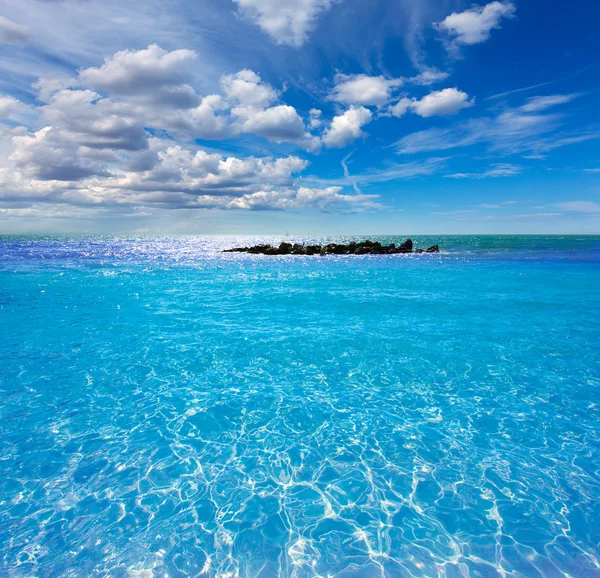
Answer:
[278,242,293,255]
[398,239,413,253]
[291,243,307,254]
[247,244,272,254]
[222,238,438,256]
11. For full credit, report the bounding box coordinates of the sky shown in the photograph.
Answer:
[0,0,599,234]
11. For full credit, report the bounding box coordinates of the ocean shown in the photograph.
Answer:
[1,235,599,577]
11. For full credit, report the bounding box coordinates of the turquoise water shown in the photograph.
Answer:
[1,235,599,577]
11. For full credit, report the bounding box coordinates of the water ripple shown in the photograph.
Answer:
[0,236,599,577]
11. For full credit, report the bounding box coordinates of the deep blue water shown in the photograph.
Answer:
[1,235,599,578]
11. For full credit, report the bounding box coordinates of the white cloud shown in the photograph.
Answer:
[79,44,200,108]
[446,163,522,179]
[187,95,231,139]
[221,69,279,111]
[435,1,516,46]
[0,15,29,45]
[479,200,524,208]
[308,108,322,129]
[227,186,381,211]
[412,88,474,117]
[408,69,450,86]
[393,95,600,156]
[0,131,319,209]
[0,95,26,118]
[218,70,318,150]
[555,201,600,214]
[241,105,305,138]
[232,0,336,47]
[454,212,562,222]
[33,78,75,102]
[0,41,338,213]
[322,106,372,148]
[389,98,413,118]
[240,105,320,151]
[30,48,320,150]
[9,126,111,182]
[305,157,448,189]
[295,186,382,211]
[390,88,474,118]
[330,74,402,107]
[39,89,150,152]
[0,131,379,213]
[520,94,580,113]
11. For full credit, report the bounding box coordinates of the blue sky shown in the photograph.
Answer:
[0,0,598,234]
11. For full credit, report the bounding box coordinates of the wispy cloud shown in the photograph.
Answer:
[0,15,29,45]
[555,201,600,214]
[520,93,581,113]
[485,81,556,101]
[446,163,522,179]
[394,93,596,156]
[305,156,448,188]
[455,213,562,221]
[341,149,362,195]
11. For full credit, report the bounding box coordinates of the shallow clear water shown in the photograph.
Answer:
[1,235,599,577]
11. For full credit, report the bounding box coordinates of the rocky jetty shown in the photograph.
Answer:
[223,239,439,255]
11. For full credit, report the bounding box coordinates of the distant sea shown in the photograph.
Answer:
[1,235,599,577]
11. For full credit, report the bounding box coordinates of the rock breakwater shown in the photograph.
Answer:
[223,239,439,255]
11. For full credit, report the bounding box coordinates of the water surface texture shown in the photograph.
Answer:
[1,235,600,577]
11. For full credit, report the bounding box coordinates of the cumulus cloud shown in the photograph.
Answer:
[435,1,515,46]
[0,95,26,119]
[294,186,382,211]
[0,131,315,206]
[31,47,320,150]
[239,105,320,151]
[9,127,110,182]
[221,69,279,111]
[0,16,29,45]
[330,74,402,107]
[411,88,474,117]
[232,0,335,47]
[227,186,381,211]
[0,131,378,213]
[390,88,474,118]
[219,70,318,149]
[79,44,200,108]
[241,105,305,138]
[39,88,150,152]
[0,42,341,214]
[322,106,372,148]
